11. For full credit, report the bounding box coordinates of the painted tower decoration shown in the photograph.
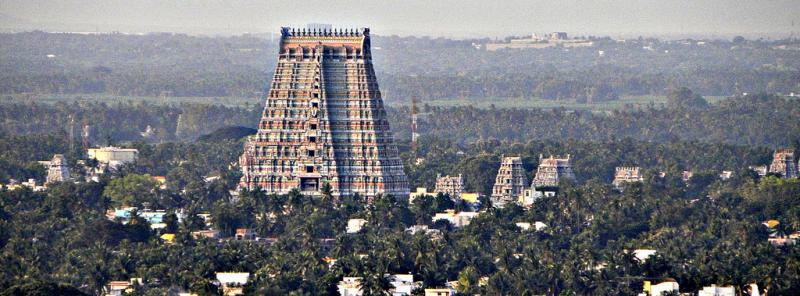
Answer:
[532,154,575,188]
[44,154,71,185]
[239,27,409,200]
[434,174,464,199]
[769,149,798,179]
[491,156,528,206]
[612,166,643,190]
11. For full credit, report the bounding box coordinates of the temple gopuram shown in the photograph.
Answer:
[769,149,799,179]
[491,156,528,207]
[239,27,409,201]
[612,166,643,190]
[532,154,575,188]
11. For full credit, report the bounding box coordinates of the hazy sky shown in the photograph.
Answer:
[1,0,798,38]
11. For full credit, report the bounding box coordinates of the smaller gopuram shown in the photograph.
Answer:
[44,154,71,184]
[769,149,798,179]
[612,166,643,190]
[491,157,528,207]
[532,154,575,188]
[434,174,464,199]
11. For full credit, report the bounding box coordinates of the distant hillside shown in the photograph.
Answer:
[197,126,256,142]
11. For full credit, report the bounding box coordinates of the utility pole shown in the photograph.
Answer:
[82,123,90,154]
[68,115,74,153]
[411,96,419,152]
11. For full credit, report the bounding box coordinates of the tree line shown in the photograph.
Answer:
[1,32,798,101]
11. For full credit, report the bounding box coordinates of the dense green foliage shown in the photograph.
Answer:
[2,93,799,148]
[399,94,800,146]
[0,100,260,142]
[197,126,256,142]
[1,32,799,101]
[1,124,800,294]
[1,30,800,296]
[1,281,89,296]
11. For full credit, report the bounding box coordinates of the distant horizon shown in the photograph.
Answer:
[1,0,798,40]
[0,27,795,41]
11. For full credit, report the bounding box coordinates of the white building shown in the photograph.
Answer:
[432,210,480,227]
[424,288,457,296]
[389,274,420,296]
[337,275,420,296]
[698,285,735,296]
[338,277,362,296]
[104,278,143,296]
[639,279,679,296]
[633,249,657,262]
[516,221,548,231]
[405,225,443,239]
[215,272,249,296]
[88,146,138,167]
[347,218,368,233]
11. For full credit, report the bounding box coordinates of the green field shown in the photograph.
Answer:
[1,93,258,107]
[2,93,730,111]
[385,95,730,111]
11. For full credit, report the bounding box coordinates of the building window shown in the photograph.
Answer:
[309,136,317,143]
[308,150,316,157]
[306,166,314,173]
[310,123,318,130]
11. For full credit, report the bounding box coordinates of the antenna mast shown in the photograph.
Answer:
[68,115,74,153]
[411,96,419,152]
[82,122,90,153]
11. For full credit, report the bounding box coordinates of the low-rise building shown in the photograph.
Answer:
[516,221,547,231]
[405,225,443,239]
[639,279,679,296]
[768,236,797,246]
[151,176,167,189]
[337,275,420,296]
[104,278,143,296]
[338,277,362,296]
[432,210,479,227]
[88,146,138,168]
[409,187,435,204]
[424,287,457,296]
[521,188,557,206]
[192,230,220,240]
[719,171,733,180]
[682,170,694,182]
[5,179,47,191]
[698,285,735,296]
[485,32,593,51]
[749,165,768,177]
[216,272,249,296]
[389,274,419,296]
[632,249,657,262]
[160,233,176,244]
[347,218,368,234]
[612,166,643,190]
[460,192,481,204]
[235,228,256,241]
[110,208,181,229]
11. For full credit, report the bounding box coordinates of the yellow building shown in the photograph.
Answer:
[460,192,481,203]
[409,187,435,204]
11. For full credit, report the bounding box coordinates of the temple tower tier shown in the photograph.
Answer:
[239,27,409,201]
[491,156,528,207]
